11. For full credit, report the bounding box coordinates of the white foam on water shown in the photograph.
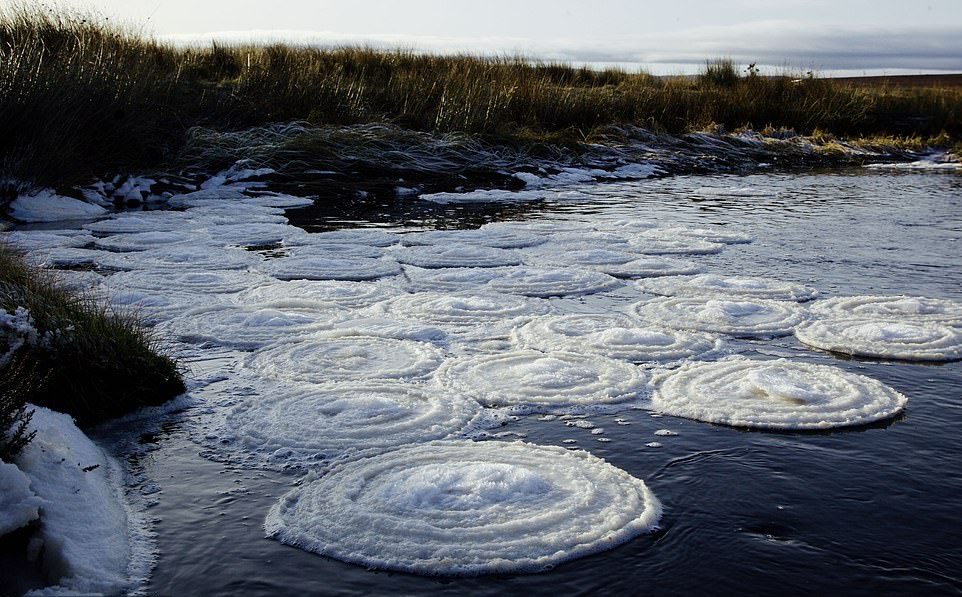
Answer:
[108,289,222,325]
[93,230,198,252]
[637,274,819,302]
[265,439,661,576]
[641,226,752,245]
[51,270,105,293]
[630,297,805,338]
[106,268,270,296]
[807,295,962,325]
[487,267,622,297]
[512,314,723,363]
[795,318,962,361]
[236,279,399,310]
[392,244,522,268]
[247,335,445,382]
[156,305,337,350]
[324,316,448,344]
[400,266,501,293]
[260,255,402,281]
[626,237,726,255]
[198,380,483,470]
[368,291,552,332]
[419,189,546,204]
[435,350,648,410]
[652,357,908,429]
[0,230,95,251]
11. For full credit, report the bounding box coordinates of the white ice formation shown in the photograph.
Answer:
[259,255,402,281]
[265,440,661,575]
[392,244,522,268]
[806,295,962,325]
[487,267,622,297]
[630,297,804,338]
[795,319,962,361]
[652,358,908,429]
[637,274,819,302]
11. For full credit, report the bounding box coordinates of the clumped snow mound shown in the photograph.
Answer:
[14,406,148,595]
[652,358,908,429]
[435,350,648,410]
[487,267,622,297]
[247,335,445,383]
[156,305,338,350]
[795,319,962,361]
[265,440,661,576]
[9,190,107,222]
[199,380,483,469]
[806,295,962,325]
[391,245,522,268]
[235,279,399,310]
[637,274,819,302]
[259,255,402,281]
[630,297,805,338]
[512,314,723,363]
[0,461,41,536]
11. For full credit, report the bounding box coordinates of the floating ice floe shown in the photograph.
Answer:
[131,244,257,271]
[93,230,198,252]
[419,189,546,204]
[640,227,752,245]
[369,292,552,334]
[795,318,962,361]
[324,316,448,344]
[106,268,270,296]
[82,212,194,234]
[0,230,96,251]
[512,314,723,363]
[488,267,622,297]
[25,247,135,271]
[626,237,726,255]
[108,289,220,325]
[597,256,702,279]
[435,350,648,410]
[236,279,398,310]
[652,358,908,429]
[806,295,962,326]
[156,305,337,350]
[637,274,819,302]
[865,156,960,171]
[630,297,805,338]
[265,439,661,575]
[392,245,522,268]
[199,381,483,469]
[286,242,386,260]
[247,335,445,383]
[400,267,501,293]
[399,228,548,249]
[260,255,402,281]
[306,228,399,247]
[9,189,108,222]
[207,222,307,247]
[52,270,105,293]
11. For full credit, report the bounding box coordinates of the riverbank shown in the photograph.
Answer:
[1,6,960,204]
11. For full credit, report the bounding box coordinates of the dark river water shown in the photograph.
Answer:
[111,170,961,596]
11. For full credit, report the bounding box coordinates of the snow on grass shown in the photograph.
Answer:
[652,358,908,429]
[265,440,661,576]
[0,461,40,536]
[630,297,805,338]
[13,406,149,595]
[9,189,107,223]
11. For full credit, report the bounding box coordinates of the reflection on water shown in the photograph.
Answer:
[136,170,962,596]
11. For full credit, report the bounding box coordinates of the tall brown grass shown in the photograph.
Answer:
[2,6,960,188]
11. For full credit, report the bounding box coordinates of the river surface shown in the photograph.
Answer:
[98,170,962,596]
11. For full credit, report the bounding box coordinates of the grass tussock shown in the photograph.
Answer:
[1,6,961,188]
[0,244,184,439]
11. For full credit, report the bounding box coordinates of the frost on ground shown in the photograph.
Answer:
[630,297,805,338]
[512,314,723,363]
[795,318,962,362]
[11,406,150,595]
[265,440,661,576]
[195,380,484,470]
[435,350,648,411]
[652,358,907,429]
[637,274,819,302]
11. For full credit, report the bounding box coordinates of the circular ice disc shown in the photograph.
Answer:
[630,297,804,338]
[795,318,962,361]
[637,274,819,302]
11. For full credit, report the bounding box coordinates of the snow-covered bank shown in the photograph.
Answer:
[2,406,150,596]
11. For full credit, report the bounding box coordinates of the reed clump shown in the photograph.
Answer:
[0,244,184,437]
[2,6,960,188]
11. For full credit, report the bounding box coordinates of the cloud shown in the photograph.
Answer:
[159,20,962,72]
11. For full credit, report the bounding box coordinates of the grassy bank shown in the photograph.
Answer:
[0,244,184,451]
[1,7,961,189]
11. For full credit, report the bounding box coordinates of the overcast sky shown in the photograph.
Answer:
[59,0,962,75]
